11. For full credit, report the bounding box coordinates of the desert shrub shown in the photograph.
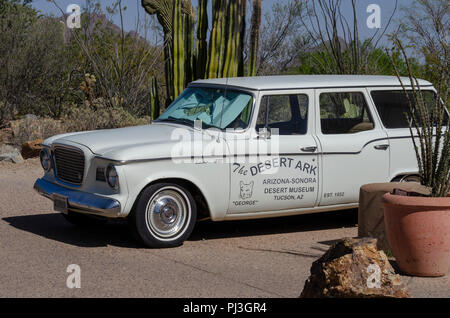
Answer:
[63,98,149,132]
[10,117,66,146]
[8,101,149,145]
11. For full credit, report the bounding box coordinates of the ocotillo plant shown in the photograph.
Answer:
[389,37,449,197]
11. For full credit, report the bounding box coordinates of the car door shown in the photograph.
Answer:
[227,89,319,215]
[316,88,390,206]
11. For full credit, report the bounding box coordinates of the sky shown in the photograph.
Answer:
[31,0,411,44]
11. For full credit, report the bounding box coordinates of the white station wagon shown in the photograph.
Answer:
[34,75,448,247]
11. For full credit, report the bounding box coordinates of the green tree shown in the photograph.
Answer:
[0,0,75,119]
[59,0,163,116]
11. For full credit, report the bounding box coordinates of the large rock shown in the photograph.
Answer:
[0,144,24,163]
[21,138,44,159]
[300,237,410,298]
[358,183,430,253]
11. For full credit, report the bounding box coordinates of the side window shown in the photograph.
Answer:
[370,90,446,128]
[320,92,374,134]
[256,94,308,135]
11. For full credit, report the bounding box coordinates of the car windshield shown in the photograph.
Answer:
[157,87,253,130]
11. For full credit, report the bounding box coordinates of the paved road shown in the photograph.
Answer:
[0,159,448,298]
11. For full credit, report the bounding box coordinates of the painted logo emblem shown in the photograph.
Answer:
[239,181,254,199]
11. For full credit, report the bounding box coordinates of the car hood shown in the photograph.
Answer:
[51,123,186,156]
[48,123,228,162]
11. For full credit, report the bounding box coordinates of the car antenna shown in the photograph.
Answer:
[217,76,229,142]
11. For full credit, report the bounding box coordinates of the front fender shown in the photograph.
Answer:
[121,159,230,221]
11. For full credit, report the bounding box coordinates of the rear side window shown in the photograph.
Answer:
[370,90,447,128]
[319,92,374,134]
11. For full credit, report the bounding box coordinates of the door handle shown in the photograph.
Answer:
[301,146,317,152]
[374,144,389,150]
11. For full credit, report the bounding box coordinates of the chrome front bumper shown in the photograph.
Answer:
[33,178,121,217]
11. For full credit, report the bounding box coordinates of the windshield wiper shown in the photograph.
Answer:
[158,117,224,130]
[157,116,194,127]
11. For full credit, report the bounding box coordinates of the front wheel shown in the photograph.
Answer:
[129,183,197,248]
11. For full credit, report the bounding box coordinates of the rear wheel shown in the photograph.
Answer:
[392,174,421,183]
[129,183,197,248]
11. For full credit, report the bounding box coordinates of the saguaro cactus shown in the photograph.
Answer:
[182,0,195,91]
[173,0,186,99]
[142,0,194,104]
[150,76,160,120]
[206,0,227,79]
[206,0,246,79]
[248,0,261,76]
[222,0,246,78]
[142,0,174,104]
[142,0,247,101]
[195,0,208,79]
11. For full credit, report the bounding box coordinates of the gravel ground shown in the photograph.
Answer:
[0,159,448,298]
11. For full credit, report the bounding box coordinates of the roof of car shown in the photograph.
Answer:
[190,75,433,91]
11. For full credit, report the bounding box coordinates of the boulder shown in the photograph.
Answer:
[21,138,44,159]
[0,145,24,163]
[300,237,410,298]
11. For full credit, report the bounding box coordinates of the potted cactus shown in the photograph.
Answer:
[382,39,450,277]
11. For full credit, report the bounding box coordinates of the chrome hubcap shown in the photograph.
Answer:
[146,189,187,238]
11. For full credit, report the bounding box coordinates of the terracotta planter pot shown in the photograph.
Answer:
[382,193,450,277]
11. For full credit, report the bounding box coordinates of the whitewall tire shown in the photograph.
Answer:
[130,183,197,248]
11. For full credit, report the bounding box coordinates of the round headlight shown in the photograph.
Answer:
[39,148,52,172]
[106,165,119,189]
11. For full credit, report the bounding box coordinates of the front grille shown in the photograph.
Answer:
[53,146,85,185]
